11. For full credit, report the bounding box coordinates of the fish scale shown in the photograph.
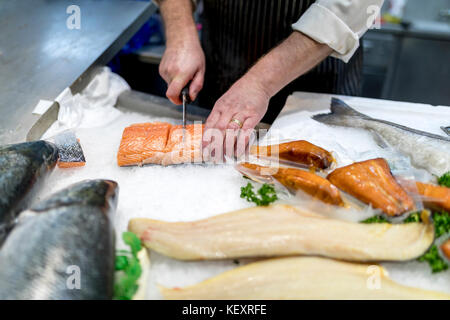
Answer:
[0,179,117,300]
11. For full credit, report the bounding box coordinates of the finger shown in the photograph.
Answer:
[214,109,235,132]
[225,112,246,158]
[227,113,246,130]
[203,110,221,148]
[189,68,204,101]
[235,117,259,157]
[241,116,260,130]
[224,127,240,159]
[166,76,190,105]
[202,127,224,163]
[236,128,255,158]
[159,63,169,83]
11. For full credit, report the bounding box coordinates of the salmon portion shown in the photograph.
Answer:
[411,182,450,212]
[239,162,344,206]
[57,161,86,168]
[250,140,334,170]
[327,158,415,216]
[162,124,204,166]
[441,239,450,260]
[117,122,203,166]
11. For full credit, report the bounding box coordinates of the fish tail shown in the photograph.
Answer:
[312,98,371,124]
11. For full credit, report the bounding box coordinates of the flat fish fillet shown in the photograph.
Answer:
[129,204,433,261]
[160,256,450,300]
[117,122,203,166]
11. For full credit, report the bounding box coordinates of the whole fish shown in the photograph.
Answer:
[0,179,118,300]
[313,98,450,177]
[0,141,58,242]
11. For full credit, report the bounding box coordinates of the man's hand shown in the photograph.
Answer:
[159,37,205,105]
[203,75,270,158]
[203,31,332,158]
[158,0,204,104]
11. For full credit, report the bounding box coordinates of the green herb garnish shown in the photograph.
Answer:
[361,210,450,273]
[418,245,448,273]
[361,215,389,224]
[403,211,421,223]
[438,171,450,188]
[434,211,450,238]
[113,232,143,300]
[240,182,278,206]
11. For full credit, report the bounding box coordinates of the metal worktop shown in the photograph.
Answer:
[0,0,157,144]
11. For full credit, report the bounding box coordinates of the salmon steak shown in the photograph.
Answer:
[117,122,203,166]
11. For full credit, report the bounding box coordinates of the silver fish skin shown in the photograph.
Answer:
[0,141,58,242]
[313,98,450,177]
[0,179,118,300]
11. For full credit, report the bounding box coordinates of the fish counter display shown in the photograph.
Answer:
[0,97,449,300]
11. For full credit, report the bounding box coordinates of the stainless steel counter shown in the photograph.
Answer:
[0,0,157,144]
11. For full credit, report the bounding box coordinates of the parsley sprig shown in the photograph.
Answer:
[362,211,450,273]
[240,183,278,206]
[438,171,450,188]
[113,232,143,300]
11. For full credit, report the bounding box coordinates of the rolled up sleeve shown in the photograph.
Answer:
[292,0,384,62]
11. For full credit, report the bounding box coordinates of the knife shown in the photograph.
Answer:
[181,83,191,141]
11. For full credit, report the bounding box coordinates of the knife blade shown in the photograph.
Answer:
[181,84,191,142]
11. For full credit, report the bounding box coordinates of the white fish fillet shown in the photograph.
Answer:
[129,204,433,261]
[313,98,450,177]
[160,256,450,300]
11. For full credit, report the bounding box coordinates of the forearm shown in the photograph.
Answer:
[244,31,333,99]
[158,0,198,46]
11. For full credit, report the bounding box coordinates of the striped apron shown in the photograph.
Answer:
[199,0,363,123]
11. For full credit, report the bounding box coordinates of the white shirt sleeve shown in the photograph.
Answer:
[292,0,384,62]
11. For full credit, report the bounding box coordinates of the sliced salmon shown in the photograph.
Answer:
[117,122,171,166]
[117,122,203,166]
[162,124,203,166]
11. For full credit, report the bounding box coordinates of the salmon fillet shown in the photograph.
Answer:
[117,122,203,166]
[162,124,203,165]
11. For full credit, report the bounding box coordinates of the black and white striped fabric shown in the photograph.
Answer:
[199,0,363,123]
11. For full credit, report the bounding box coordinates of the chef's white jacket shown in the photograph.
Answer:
[292,0,384,62]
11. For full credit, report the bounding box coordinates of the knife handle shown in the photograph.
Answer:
[181,82,192,103]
